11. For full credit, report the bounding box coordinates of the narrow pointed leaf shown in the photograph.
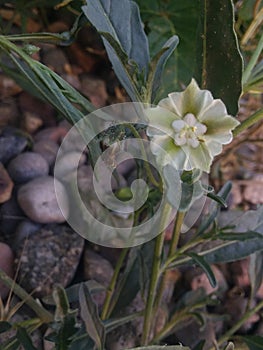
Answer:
[150,35,179,101]
[79,283,105,350]
[187,252,217,288]
[16,328,38,350]
[241,335,263,349]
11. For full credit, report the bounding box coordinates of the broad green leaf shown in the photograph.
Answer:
[241,335,263,349]
[187,252,217,288]
[79,283,105,350]
[198,0,243,115]
[82,0,150,101]
[136,0,242,115]
[16,328,38,350]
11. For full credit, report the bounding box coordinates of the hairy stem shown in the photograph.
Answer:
[141,202,172,345]
[154,211,185,309]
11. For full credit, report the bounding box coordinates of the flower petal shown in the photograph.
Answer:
[183,143,213,172]
[145,106,180,137]
[168,79,214,117]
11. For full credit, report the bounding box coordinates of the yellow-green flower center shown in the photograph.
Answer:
[171,113,207,148]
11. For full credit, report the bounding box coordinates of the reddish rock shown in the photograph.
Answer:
[0,242,14,299]
[0,162,13,203]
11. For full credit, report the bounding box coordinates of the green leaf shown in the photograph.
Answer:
[193,340,206,350]
[137,0,242,115]
[0,321,11,333]
[198,0,243,115]
[241,335,263,349]
[216,231,262,241]
[82,0,150,101]
[43,280,105,305]
[150,35,179,101]
[187,252,217,288]
[196,181,232,236]
[207,192,227,208]
[79,283,105,350]
[16,328,38,350]
[249,252,263,298]
[124,347,190,350]
[110,242,154,316]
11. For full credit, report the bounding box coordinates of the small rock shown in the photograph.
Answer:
[15,219,42,248]
[42,47,69,74]
[7,152,49,183]
[187,265,228,295]
[0,242,14,299]
[0,194,24,241]
[80,74,108,108]
[0,162,13,203]
[17,176,69,224]
[106,325,137,350]
[33,139,59,166]
[84,249,114,286]
[22,111,43,134]
[0,98,19,127]
[0,131,28,164]
[54,151,86,180]
[243,175,263,204]
[19,92,56,126]
[0,74,22,98]
[34,126,69,143]
[15,225,84,297]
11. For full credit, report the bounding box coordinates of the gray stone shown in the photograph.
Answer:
[0,131,27,164]
[17,176,69,224]
[7,152,49,183]
[15,219,42,248]
[15,225,84,297]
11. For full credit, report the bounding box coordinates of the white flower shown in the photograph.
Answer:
[146,79,240,172]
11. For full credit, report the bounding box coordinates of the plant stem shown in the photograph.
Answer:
[154,211,185,309]
[210,299,263,349]
[0,269,53,323]
[141,202,172,345]
[101,248,128,320]
[123,123,161,189]
[233,108,263,136]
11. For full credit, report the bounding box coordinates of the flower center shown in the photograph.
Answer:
[171,113,207,148]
